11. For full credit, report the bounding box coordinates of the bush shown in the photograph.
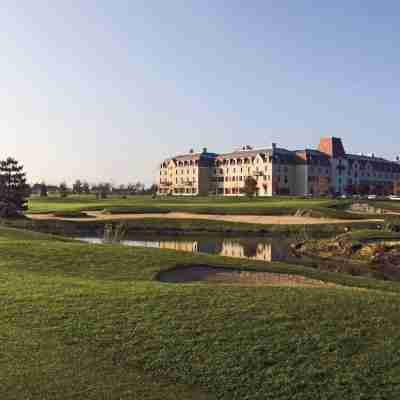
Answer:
[0,201,23,218]
[384,216,400,232]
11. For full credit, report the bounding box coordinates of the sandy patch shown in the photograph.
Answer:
[157,265,337,288]
[27,211,381,225]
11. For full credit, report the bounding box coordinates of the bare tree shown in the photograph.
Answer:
[243,176,258,198]
[72,180,83,194]
[82,181,90,194]
[59,182,69,198]
[40,182,48,198]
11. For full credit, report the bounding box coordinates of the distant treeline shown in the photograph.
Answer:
[29,181,158,198]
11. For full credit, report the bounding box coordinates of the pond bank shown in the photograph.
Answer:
[6,216,381,238]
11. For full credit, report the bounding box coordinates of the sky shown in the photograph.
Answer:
[1,1,400,186]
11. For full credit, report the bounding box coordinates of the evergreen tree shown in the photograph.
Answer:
[0,157,29,218]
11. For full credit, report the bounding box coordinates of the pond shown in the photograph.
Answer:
[77,235,294,262]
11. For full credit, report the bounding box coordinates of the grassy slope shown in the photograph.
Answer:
[2,227,400,399]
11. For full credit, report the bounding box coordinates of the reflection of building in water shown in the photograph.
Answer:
[220,240,273,262]
[159,241,198,253]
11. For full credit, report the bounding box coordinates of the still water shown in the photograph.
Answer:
[78,236,292,262]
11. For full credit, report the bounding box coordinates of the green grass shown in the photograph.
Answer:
[28,194,363,218]
[338,229,400,243]
[3,226,400,398]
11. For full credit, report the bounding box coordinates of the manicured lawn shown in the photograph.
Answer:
[26,195,375,222]
[28,195,349,214]
[2,226,400,399]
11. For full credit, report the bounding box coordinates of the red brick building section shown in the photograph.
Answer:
[318,137,346,158]
[394,180,400,196]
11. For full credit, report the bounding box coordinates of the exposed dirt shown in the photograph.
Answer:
[157,265,338,287]
[27,211,381,225]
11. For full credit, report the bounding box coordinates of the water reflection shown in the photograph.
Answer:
[79,236,289,262]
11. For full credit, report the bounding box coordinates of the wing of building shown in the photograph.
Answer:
[158,138,400,196]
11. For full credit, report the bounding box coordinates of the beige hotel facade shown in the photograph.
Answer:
[158,137,400,197]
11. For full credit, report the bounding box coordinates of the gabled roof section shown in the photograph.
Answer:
[219,148,272,159]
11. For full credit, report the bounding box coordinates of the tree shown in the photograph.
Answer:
[59,182,69,198]
[127,182,145,195]
[93,183,112,199]
[147,184,158,195]
[40,182,48,198]
[73,179,83,194]
[243,176,258,198]
[135,182,145,194]
[82,181,90,194]
[0,157,29,218]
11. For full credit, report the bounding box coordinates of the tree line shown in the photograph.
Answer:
[31,180,158,198]
[0,157,159,218]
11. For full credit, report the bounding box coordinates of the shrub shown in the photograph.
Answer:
[384,216,400,232]
[0,201,22,219]
[103,223,126,243]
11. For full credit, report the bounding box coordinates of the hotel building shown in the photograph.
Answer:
[158,137,400,196]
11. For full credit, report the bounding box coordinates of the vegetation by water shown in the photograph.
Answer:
[3,215,380,238]
[3,226,400,398]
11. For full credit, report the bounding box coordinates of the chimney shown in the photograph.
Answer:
[272,143,277,154]
[396,156,400,162]
[189,148,194,154]
[202,147,208,154]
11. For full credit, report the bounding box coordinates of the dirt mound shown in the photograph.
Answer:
[157,265,336,287]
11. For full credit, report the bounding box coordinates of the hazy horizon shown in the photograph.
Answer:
[2,2,400,186]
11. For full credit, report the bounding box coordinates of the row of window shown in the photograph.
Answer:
[174,188,197,194]
[210,175,289,184]
[160,179,197,185]
[347,170,399,179]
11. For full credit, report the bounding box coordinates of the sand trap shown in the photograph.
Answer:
[157,265,337,287]
[27,211,381,225]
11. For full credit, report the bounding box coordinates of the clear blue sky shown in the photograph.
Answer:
[1,1,400,185]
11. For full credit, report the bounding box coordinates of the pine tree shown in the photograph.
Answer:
[0,157,29,218]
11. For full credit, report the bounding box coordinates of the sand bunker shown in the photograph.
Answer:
[28,211,381,225]
[157,265,336,287]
